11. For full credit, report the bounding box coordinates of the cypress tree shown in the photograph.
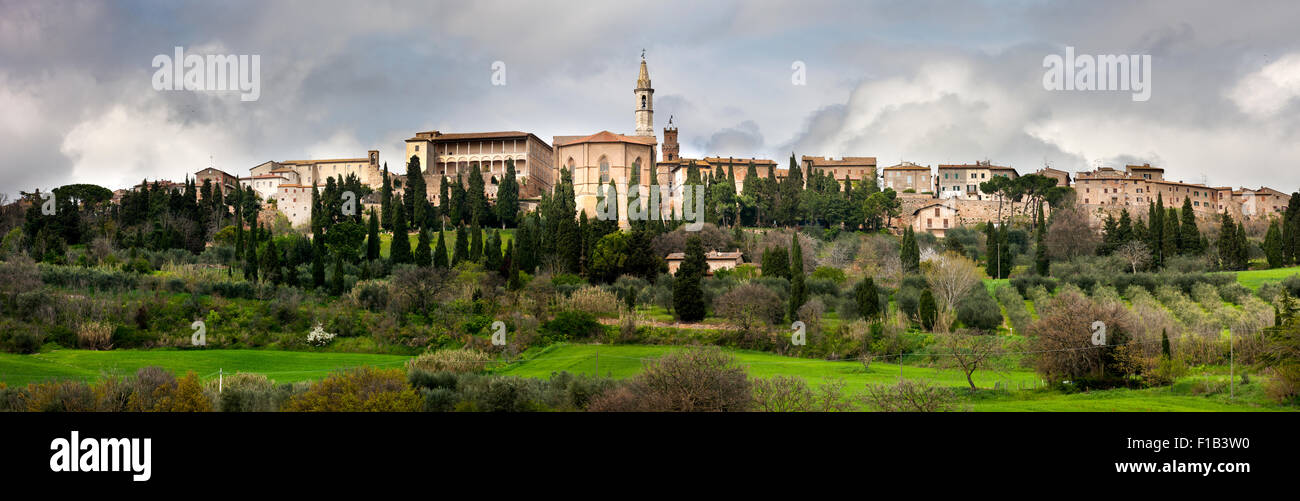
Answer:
[390,206,412,265]
[433,229,449,269]
[1217,212,1238,270]
[997,224,1013,279]
[330,252,344,295]
[469,219,483,262]
[918,289,938,331]
[467,162,487,225]
[414,228,431,267]
[1265,219,1284,268]
[507,240,521,289]
[984,223,1000,278]
[366,209,380,261]
[311,231,325,288]
[1161,329,1172,360]
[1035,202,1049,275]
[498,159,520,228]
[1162,208,1179,264]
[788,232,807,321]
[854,277,880,320]
[452,224,468,265]
[901,227,920,273]
[672,236,707,322]
[1235,221,1250,270]
[262,236,281,285]
[404,155,427,230]
[246,223,259,282]
[380,163,393,230]
[1284,193,1300,265]
[1180,197,1201,254]
[484,231,502,272]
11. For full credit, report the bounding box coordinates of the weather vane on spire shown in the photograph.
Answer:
[641,48,646,60]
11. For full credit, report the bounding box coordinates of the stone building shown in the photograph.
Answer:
[882,162,932,193]
[1033,166,1072,187]
[195,167,240,198]
[912,202,960,237]
[1075,164,1220,215]
[245,150,382,228]
[403,130,554,203]
[801,156,876,185]
[935,161,1019,200]
[665,250,744,275]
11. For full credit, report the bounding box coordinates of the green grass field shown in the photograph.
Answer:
[379,228,514,258]
[0,349,410,386]
[496,344,1289,412]
[1227,266,1300,289]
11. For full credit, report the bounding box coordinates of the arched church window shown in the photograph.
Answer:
[641,95,646,109]
[632,158,641,184]
[599,157,610,183]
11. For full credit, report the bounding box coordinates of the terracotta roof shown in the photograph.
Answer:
[938,163,1015,171]
[554,130,657,146]
[1126,164,1164,171]
[913,203,958,215]
[884,162,930,171]
[802,155,877,167]
[665,250,744,260]
[702,156,777,165]
[408,131,549,149]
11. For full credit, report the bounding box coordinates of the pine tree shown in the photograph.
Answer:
[433,229,449,269]
[414,228,431,267]
[452,224,468,265]
[366,209,380,261]
[788,232,807,321]
[672,236,707,322]
[390,206,412,265]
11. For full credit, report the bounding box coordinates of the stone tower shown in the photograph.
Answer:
[634,53,654,137]
[662,116,679,161]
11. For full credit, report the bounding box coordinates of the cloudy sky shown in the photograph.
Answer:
[4,0,1300,200]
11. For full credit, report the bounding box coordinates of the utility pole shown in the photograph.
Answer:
[219,368,224,393]
[1230,330,1235,400]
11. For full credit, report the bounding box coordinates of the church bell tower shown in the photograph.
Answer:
[634,51,654,137]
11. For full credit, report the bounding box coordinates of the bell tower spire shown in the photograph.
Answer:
[634,50,654,137]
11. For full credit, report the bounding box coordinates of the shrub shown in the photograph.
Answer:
[861,379,959,412]
[77,321,113,350]
[541,310,602,342]
[956,288,1002,332]
[563,286,620,317]
[204,373,292,412]
[406,348,494,374]
[751,376,854,412]
[282,367,420,412]
[24,380,98,412]
[713,283,784,328]
[629,347,751,412]
[810,266,846,284]
[994,285,1032,334]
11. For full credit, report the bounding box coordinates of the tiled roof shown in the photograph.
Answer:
[554,130,657,146]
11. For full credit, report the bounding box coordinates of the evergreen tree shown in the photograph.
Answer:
[390,206,412,265]
[1284,193,1300,265]
[262,236,281,285]
[1162,207,1179,264]
[403,155,427,230]
[1180,197,1202,254]
[467,162,488,226]
[507,240,522,289]
[452,224,468,265]
[1265,219,1284,268]
[330,252,344,295]
[1151,196,1166,266]
[1217,212,1240,270]
[1161,328,1172,360]
[469,219,483,262]
[365,209,380,261]
[246,223,259,282]
[918,289,938,331]
[854,277,880,320]
[901,227,920,273]
[497,159,520,227]
[672,236,707,322]
[997,224,1013,279]
[761,246,789,280]
[380,163,393,230]
[311,231,325,288]
[984,223,1002,278]
[414,228,432,267]
[433,229,449,269]
[1235,220,1250,270]
[788,232,807,321]
[1035,202,1050,275]
[438,175,451,228]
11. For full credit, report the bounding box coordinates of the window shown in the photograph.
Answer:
[934,208,941,217]
[415,145,419,152]
[943,219,949,228]
[599,157,610,183]
[641,95,646,109]
[927,218,933,228]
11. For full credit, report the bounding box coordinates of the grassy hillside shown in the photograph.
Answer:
[0,349,410,386]
[1228,266,1300,290]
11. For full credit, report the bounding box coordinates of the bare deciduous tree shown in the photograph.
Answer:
[1115,240,1151,273]
[861,379,959,412]
[940,332,1006,390]
[923,251,980,333]
[1045,204,1098,260]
